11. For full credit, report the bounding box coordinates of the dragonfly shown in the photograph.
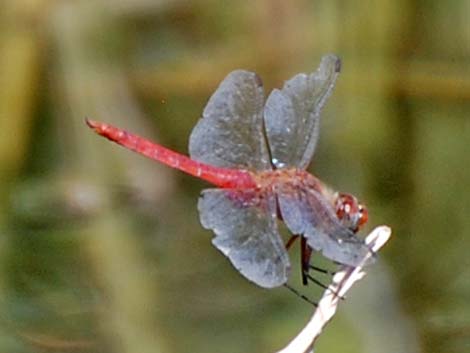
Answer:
[86,54,372,289]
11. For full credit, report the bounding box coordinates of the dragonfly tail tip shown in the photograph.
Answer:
[85,117,93,126]
[85,118,101,132]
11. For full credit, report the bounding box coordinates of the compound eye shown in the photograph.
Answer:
[335,193,356,221]
[336,196,350,220]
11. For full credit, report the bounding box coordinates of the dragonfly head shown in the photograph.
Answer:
[334,193,368,233]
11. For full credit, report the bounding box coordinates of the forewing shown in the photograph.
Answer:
[189,70,271,170]
[264,54,341,169]
[198,188,290,288]
[277,185,372,267]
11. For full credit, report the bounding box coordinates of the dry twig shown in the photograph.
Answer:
[276,226,392,353]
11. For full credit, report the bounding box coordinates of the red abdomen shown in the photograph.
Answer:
[86,119,257,189]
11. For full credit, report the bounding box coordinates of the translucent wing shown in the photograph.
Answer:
[189,70,271,171]
[264,54,341,169]
[277,184,372,267]
[198,188,290,288]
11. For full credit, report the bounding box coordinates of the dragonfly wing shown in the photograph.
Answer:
[189,70,271,170]
[198,188,290,288]
[277,185,372,267]
[264,54,340,169]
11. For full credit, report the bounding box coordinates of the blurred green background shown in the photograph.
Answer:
[0,1,469,352]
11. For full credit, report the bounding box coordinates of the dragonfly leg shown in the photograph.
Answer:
[300,237,312,285]
[283,284,317,307]
[285,234,300,250]
[300,238,345,299]
[308,264,337,276]
[301,238,337,275]
[302,272,346,300]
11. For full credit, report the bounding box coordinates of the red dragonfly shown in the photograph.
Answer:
[86,54,371,289]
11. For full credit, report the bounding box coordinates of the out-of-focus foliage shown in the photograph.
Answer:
[0,1,469,353]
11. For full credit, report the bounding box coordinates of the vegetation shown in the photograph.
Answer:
[0,1,469,352]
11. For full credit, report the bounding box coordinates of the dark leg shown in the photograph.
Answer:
[308,264,337,276]
[283,284,317,307]
[285,234,300,250]
[300,237,313,285]
[301,238,345,299]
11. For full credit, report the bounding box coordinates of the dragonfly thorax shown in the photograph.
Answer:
[250,170,368,233]
[253,169,324,192]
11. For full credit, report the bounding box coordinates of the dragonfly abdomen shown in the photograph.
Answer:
[86,119,256,189]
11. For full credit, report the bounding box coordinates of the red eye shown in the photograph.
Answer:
[335,193,354,221]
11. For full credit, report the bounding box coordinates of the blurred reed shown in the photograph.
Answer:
[0,0,469,353]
